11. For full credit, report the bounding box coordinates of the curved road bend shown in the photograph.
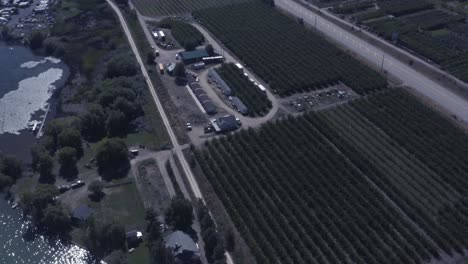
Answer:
[108,2,234,263]
[138,14,280,127]
[275,0,468,123]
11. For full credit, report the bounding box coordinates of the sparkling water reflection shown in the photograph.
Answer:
[0,199,90,263]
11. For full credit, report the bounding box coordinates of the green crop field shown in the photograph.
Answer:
[157,18,204,48]
[131,0,250,16]
[216,63,272,116]
[194,1,387,96]
[194,89,468,264]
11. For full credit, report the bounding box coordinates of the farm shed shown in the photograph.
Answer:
[209,68,232,96]
[189,82,217,115]
[180,49,209,64]
[211,115,239,133]
[231,96,248,115]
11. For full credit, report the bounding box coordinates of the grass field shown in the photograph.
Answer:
[194,1,386,96]
[131,0,250,16]
[194,89,468,264]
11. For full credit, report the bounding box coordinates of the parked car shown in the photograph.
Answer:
[58,185,70,193]
[71,180,85,189]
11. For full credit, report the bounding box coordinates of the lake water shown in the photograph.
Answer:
[0,198,90,263]
[0,42,69,160]
[0,43,90,262]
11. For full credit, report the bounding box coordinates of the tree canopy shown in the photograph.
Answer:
[165,196,194,231]
[95,138,130,180]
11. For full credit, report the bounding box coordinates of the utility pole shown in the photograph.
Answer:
[380,54,385,72]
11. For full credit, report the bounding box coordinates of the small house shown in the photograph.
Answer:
[71,205,93,224]
[165,231,200,264]
[126,230,143,247]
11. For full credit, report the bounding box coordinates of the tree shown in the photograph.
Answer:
[81,104,106,141]
[184,40,197,51]
[31,145,48,171]
[57,147,78,179]
[165,196,194,231]
[95,138,130,180]
[105,250,128,264]
[0,155,22,180]
[173,62,187,85]
[41,204,71,234]
[0,173,13,189]
[147,51,156,64]
[29,31,45,50]
[106,110,128,137]
[88,180,105,201]
[58,128,83,154]
[86,220,126,258]
[106,56,137,78]
[205,44,215,56]
[38,154,54,183]
[21,184,60,226]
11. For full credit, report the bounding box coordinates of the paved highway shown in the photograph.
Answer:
[276,0,468,123]
[108,2,234,264]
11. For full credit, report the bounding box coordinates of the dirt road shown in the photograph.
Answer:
[108,2,233,263]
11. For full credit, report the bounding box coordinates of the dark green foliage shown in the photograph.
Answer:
[147,51,156,64]
[95,138,130,180]
[81,104,107,141]
[106,110,127,137]
[194,2,386,95]
[0,155,22,189]
[44,117,81,153]
[106,55,138,78]
[205,44,214,56]
[193,93,460,263]
[42,204,72,234]
[38,154,54,183]
[51,0,125,74]
[57,147,78,179]
[216,63,271,116]
[132,0,249,16]
[174,62,187,85]
[157,18,204,49]
[21,185,70,234]
[145,209,176,263]
[86,220,126,258]
[364,6,468,82]
[196,200,226,263]
[80,77,145,140]
[332,0,374,14]
[58,128,83,155]
[29,31,45,50]
[165,196,194,231]
[88,180,105,201]
[377,0,433,16]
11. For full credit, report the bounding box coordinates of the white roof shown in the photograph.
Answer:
[159,30,165,37]
[152,31,158,37]
[235,63,243,69]
[258,84,267,91]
